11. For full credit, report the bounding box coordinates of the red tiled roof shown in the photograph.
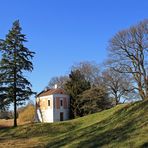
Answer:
[37,88,66,97]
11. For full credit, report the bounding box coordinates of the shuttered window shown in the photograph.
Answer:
[56,97,60,109]
[63,97,67,109]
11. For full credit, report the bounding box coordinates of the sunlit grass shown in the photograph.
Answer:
[0,100,147,148]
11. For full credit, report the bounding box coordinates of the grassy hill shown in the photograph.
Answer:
[0,100,148,148]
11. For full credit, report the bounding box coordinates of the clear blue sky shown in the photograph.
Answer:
[0,0,147,95]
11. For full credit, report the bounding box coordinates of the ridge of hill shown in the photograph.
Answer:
[0,100,148,148]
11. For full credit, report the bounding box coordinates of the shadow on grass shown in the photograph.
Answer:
[45,116,135,147]
[77,121,135,148]
[45,100,148,148]
[0,120,81,141]
[0,125,11,129]
[141,142,148,148]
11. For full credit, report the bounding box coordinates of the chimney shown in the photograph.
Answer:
[54,84,58,89]
[44,87,48,91]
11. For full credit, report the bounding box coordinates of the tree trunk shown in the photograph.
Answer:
[13,82,17,127]
[145,76,148,99]
[115,97,119,105]
[114,92,119,105]
[138,81,146,100]
[13,98,17,127]
[13,63,17,127]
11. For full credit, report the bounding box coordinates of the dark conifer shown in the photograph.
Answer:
[0,20,35,127]
[64,70,91,118]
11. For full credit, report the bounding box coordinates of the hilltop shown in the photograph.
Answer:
[0,100,148,148]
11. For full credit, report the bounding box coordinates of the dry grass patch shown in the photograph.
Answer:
[18,104,35,123]
[0,138,45,148]
[0,119,13,128]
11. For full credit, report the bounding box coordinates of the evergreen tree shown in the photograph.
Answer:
[79,87,111,116]
[0,20,35,127]
[64,70,91,118]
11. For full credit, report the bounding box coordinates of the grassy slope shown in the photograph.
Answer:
[0,100,148,148]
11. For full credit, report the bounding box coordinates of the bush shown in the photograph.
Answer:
[18,103,35,123]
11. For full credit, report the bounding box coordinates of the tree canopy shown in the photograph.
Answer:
[64,70,91,118]
[108,20,148,100]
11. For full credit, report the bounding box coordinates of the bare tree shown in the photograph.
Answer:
[108,20,148,100]
[71,61,101,87]
[102,68,136,105]
[47,75,69,89]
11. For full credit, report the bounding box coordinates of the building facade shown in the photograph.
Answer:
[36,86,70,122]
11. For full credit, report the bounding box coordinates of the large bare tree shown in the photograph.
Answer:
[71,61,101,87]
[102,68,136,105]
[108,20,148,100]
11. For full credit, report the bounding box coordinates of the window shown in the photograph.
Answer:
[60,100,63,106]
[48,100,50,106]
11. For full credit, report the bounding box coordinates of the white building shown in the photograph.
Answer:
[36,86,70,122]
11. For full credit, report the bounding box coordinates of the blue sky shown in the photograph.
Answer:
[0,0,148,95]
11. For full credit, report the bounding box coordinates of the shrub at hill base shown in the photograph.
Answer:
[18,103,35,123]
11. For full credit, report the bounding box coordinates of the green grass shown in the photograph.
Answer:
[0,100,148,148]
